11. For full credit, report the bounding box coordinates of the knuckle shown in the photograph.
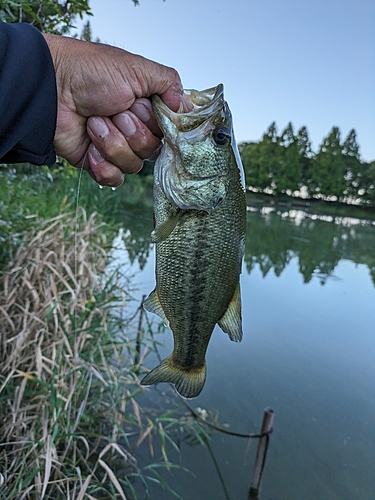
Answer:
[165,66,180,83]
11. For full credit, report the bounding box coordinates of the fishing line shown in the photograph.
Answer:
[73,158,85,338]
[72,154,86,434]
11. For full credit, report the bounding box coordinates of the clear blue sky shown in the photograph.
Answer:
[76,0,375,161]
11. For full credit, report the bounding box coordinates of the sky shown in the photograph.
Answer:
[75,0,375,161]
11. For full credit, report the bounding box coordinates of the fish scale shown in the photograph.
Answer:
[141,84,246,398]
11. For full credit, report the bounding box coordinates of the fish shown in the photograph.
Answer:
[140,84,246,399]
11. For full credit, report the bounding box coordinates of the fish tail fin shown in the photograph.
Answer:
[140,356,206,399]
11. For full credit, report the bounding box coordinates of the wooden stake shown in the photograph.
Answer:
[248,407,274,499]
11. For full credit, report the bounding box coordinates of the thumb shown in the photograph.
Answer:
[159,84,193,113]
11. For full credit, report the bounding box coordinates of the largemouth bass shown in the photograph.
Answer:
[140,84,246,399]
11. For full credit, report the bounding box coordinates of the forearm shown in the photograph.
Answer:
[0,23,57,165]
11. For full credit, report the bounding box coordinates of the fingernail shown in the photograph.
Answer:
[130,102,151,123]
[115,112,137,138]
[181,92,193,112]
[90,145,104,162]
[89,117,109,139]
[147,144,162,161]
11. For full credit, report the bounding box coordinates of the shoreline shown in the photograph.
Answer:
[246,191,375,221]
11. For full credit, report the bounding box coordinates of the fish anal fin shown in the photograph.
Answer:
[140,356,206,399]
[143,289,169,327]
[150,211,182,243]
[218,282,243,342]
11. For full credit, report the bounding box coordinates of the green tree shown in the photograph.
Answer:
[310,126,346,200]
[359,160,375,205]
[342,129,362,200]
[274,122,302,195]
[0,1,138,34]
[80,19,92,40]
[257,122,283,192]
[240,141,263,191]
[296,126,312,193]
[0,0,92,34]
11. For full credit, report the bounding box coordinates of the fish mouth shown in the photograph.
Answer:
[152,83,235,212]
[184,84,224,108]
[152,84,225,133]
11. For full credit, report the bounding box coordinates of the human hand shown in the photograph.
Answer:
[44,34,192,186]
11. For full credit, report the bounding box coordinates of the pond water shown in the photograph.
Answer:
[112,193,375,500]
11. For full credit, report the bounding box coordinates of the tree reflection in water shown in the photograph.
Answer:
[245,207,375,286]
[117,190,375,287]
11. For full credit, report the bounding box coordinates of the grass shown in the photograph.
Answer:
[0,164,153,269]
[0,206,208,499]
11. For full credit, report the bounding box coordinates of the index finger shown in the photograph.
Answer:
[129,98,162,138]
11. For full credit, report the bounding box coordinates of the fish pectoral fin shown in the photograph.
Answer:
[218,282,243,342]
[150,210,183,243]
[143,289,170,327]
[140,356,206,399]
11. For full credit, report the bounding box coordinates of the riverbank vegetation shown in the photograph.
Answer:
[0,163,214,498]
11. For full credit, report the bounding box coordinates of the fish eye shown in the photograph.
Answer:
[213,126,230,146]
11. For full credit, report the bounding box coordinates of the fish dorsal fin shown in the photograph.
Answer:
[218,282,243,342]
[143,289,170,327]
[150,210,183,243]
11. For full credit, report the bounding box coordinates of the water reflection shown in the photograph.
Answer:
[118,193,375,287]
[115,193,154,270]
[245,206,375,286]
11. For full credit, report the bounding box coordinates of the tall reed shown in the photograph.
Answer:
[0,209,193,499]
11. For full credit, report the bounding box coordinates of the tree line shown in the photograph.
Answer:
[239,123,375,206]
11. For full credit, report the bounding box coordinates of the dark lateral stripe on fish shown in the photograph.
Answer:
[181,222,211,367]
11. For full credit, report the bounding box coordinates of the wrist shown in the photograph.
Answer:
[43,33,71,92]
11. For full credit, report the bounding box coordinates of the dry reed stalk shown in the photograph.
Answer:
[0,209,137,499]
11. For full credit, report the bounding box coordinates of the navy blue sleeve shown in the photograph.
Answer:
[0,23,57,165]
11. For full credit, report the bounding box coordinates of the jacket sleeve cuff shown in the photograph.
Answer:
[0,23,57,165]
